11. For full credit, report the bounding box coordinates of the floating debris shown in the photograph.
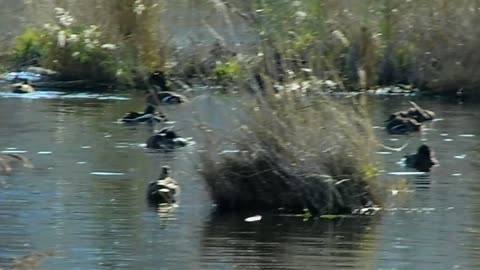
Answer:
[37,151,53,155]
[459,134,475,138]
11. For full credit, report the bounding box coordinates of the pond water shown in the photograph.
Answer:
[0,89,480,270]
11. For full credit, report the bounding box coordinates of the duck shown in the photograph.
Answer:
[0,153,33,174]
[10,80,35,94]
[146,166,180,205]
[120,104,167,123]
[404,144,438,172]
[385,116,421,134]
[146,127,188,150]
[385,101,435,123]
[145,91,188,105]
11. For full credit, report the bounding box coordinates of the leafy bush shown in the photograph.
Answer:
[13,2,163,86]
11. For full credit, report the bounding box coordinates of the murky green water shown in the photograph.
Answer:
[1,89,480,270]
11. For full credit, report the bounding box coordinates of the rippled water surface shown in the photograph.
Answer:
[1,90,480,270]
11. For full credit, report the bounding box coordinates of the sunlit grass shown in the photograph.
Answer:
[199,91,382,215]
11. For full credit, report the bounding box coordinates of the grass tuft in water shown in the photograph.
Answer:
[199,92,381,215]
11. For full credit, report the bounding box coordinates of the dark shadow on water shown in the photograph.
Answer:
[200,212,380,269]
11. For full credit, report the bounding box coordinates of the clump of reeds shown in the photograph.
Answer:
[202,0,480,96]
[198,90,381,215]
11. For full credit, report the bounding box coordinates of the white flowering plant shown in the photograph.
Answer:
[13,7,129,84]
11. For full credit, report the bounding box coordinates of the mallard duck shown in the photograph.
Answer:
[146,166,180,204]
[385,101,435,123]
[146,127,188,149]
[10,80,35,94]
[386,116,421,134]
[404,144,438,172]
[120,105,167,123]
[145,91,188,105]
[0,153,33,174]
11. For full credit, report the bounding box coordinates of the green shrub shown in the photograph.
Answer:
[13,3,163,86]
[13,28,49,67]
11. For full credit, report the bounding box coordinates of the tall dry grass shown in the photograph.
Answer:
[5,0,480,94]
[199,91,381,215]
[204,0,480,96]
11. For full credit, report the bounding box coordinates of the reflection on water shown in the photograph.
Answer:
[0,92,480,270]
[201,214,378,270]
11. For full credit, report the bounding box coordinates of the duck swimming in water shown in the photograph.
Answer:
[10,79,35,94]
[146,166,180,205]
[145,91,188,105]
[120,105,167,123]
[146,127,188,149]
[386,116,422,134]
[385,101,435,123]
[404,144,438,172]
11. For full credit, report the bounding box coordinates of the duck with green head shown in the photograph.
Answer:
[120,104,167,123]
[146,127,188,149]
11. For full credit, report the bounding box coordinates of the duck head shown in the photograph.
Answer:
[412,144,437,172]
[159,166,170,179]
[417,144,433,160]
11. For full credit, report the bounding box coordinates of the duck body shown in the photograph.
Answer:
[385,101,435,123]
[146,127,188,149]
[146,166,180,205]
[10,83,35,94]
[404,144,438,172]
[146,91,187,105]
[386,108,435,123]
[120,105,167,123]
[121,112,167,123]
[385,116,421,134]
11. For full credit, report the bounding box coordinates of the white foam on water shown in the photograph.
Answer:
[0,90,129,101]
[388,171,427,176]
[90,172,125,176]
[459,134,475,138]
[1,150,28,154]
